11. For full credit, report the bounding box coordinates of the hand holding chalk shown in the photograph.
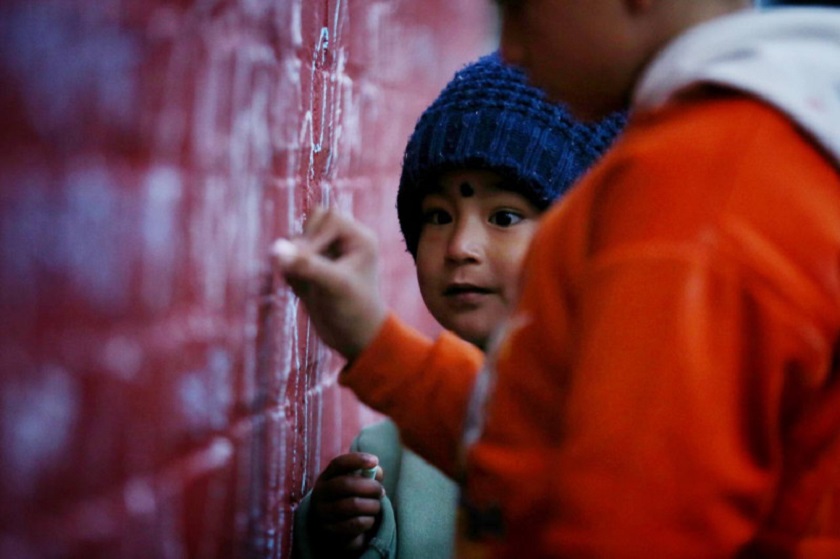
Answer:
[268,208,388,360]
[308,452,384,554]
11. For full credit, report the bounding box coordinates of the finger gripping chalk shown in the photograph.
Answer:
[358,466,378,479]
[271,238,298,266]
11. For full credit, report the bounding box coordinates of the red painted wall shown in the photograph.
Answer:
[0,1,494,557]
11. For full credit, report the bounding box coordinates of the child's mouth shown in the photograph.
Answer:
[443,284,492,297]
[443,284,494,308]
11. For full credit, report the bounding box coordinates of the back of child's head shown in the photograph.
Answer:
[397,51,626,258]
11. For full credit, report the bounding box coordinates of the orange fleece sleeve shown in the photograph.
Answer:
[340,312,484,478]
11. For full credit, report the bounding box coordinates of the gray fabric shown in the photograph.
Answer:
[392,442,457,559]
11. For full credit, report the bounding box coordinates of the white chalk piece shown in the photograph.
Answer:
[271,238,298,266]
[358,466,378,479]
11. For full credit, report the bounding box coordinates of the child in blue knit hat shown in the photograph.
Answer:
[291,52,624,559]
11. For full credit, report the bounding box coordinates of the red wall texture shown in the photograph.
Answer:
[0,1,494,557]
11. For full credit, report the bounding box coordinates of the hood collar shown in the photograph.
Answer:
[634,7,840,168]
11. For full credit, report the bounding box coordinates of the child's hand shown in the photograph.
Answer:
[271,208,388,360]
[308,452,385,557]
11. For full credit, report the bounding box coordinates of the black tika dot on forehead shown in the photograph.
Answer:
[459,182,475,198]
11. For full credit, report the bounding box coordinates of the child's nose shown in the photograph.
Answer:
[445,219,483,262]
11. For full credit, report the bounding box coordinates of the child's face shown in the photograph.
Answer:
[415,169,542,349]
[497,0,640,120]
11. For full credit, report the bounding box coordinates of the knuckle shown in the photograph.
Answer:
[343,516,373,533]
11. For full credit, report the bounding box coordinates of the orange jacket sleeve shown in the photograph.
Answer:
[340,313,484,478]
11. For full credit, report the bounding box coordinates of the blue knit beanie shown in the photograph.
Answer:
[397,52,625,258]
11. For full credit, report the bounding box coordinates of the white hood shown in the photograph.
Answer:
[634,7,840,168]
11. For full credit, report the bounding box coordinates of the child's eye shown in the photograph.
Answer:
[422,209,452,226]
[489,210,525,227]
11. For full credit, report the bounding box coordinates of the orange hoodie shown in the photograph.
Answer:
[460,93,840,558]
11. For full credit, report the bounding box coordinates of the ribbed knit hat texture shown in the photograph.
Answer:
[397,52,625,257]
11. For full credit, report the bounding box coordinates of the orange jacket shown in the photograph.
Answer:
[342,95,840,557]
